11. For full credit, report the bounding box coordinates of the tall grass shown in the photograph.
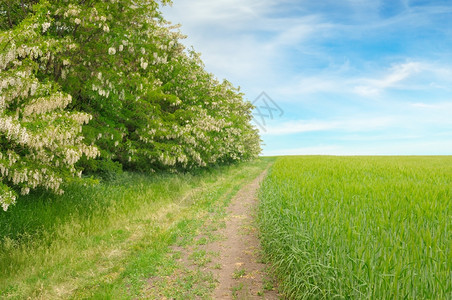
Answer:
[0,158,273,299]
[258,156,451,299]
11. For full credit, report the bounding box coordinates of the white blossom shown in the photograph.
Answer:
[108,47,116,55]
[42,22,51,33]
[140,57,148,70]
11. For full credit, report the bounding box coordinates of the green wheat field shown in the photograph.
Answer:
[258,156,451,299]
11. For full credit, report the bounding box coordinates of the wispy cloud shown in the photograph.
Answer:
[351,62,452,96]
[277,60,452,100]
[162,1,332,88]
[262,117,395,135]
[163,0,452,155]
[412,102,452,110]
[353,62,422,96]
[264,138,452,156]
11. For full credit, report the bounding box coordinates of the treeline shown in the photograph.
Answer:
[0,0,261,210]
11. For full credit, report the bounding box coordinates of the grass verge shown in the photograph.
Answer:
[0,157,274,299]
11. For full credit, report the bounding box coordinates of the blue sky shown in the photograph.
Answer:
[162,0,452,156]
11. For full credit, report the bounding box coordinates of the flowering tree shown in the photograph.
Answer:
[0,0,261,209]
[0,2,99,210]
[43,0,260,171]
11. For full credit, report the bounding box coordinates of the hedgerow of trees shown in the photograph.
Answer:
[0,0,261,210]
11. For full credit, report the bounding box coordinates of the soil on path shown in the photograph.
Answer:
[208,170,278,299]
[149,169,279,299]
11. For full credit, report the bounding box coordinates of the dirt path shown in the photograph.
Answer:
[146,169,279,299]
[207,170,278,299]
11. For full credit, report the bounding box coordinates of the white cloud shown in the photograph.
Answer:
[353,62,422,96]
[269,17,330,48]
[261,117,395,135]
[164,0,273,24]
[163,1,452,98]
[263,139,452,156]
[412,102,452,110]
[162,0,331,88]
[276,60,452,100]
[163,0,452,155]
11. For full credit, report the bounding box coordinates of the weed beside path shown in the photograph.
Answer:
[145,167,279,299]
[0,158,274,299]
[210,169,278,299]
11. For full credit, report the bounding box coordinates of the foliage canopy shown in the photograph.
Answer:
[0,0,261,210]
